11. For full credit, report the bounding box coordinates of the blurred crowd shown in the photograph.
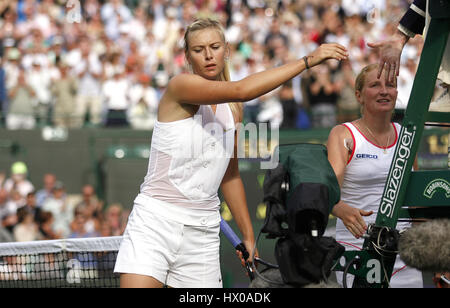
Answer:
[0,161,129,243]
[0,0,424,131]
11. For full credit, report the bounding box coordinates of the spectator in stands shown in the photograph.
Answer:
[3,161,34,199]
[241,57,263,124]
[38,210,60,240]
[78,203,101,237]
[256,87,283,129]
[396,48,419,112]
[264,18,289,61]
[102,69,130,127]
[305,62,340,128]
[76,185,103,214]
[104,203,125,236]
[100,0,133,40]
[21,191,42,224]
[84,0,101,20]
[153,64,169,101]
[5,189,25,215]
[99,219,113,237]
[3,47,21,94]
[128,73,158,130]
[41,181,72,238]
[35,173,57,208]
[122,6,147,43]
[254,54,283,129]
[335,60,360,123]
[140,31,161,76]
[103,51,124,80]
[69,206,100,238]
[5,68,37,130]
[13,207,41,242]
[68,37,103,128]
[47,36,66,67]
[26,56,53,126]
[51,60,78,128]
[279,80,298,129]
[74,184,103,233]
[20,28,49,68]
[153,6,182,67]
[230,52,248,81]
[0,4,17,40]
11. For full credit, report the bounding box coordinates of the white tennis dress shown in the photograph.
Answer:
[114,104,235,287]
[335,122,423,288]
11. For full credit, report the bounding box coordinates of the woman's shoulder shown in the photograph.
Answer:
[329,122,354,138]
[168,73,203,87]
[165,73,211,101]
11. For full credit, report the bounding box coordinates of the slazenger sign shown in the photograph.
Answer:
[380,125,416,218]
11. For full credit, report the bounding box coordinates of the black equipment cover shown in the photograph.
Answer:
[261,143,344,286]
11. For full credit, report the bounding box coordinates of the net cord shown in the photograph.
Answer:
[0,236,123,256]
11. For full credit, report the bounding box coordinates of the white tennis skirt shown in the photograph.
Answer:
[114,193,223,288]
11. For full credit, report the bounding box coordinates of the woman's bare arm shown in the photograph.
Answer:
[167,43,348,106]
[327,125,373,238]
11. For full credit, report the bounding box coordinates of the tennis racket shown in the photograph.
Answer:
[220,218,254,280]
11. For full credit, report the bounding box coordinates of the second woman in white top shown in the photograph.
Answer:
[327,63,423,287]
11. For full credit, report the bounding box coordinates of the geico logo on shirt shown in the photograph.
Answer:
[355,153,378,159]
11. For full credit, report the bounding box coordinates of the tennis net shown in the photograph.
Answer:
[0,236,122,288]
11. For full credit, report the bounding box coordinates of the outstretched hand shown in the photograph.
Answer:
[331,202,373,239]
[367,32,409,83]
[306,43,349,67]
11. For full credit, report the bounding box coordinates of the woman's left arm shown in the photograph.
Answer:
[220,133,256,263]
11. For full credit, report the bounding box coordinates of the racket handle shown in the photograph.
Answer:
[220,218,241,248]
[220,218,254,280]
[234,243,250,261]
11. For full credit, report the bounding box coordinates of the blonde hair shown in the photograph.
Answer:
[184,18,243,123]
[354,63,379,93]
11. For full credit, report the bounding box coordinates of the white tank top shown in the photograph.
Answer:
[335,122,410,247]
[140,104,236,211]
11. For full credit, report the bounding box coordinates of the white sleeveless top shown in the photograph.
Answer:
[140,104,236,212]
[335,122,410,248]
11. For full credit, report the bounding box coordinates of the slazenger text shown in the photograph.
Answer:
[380,126,415,218]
